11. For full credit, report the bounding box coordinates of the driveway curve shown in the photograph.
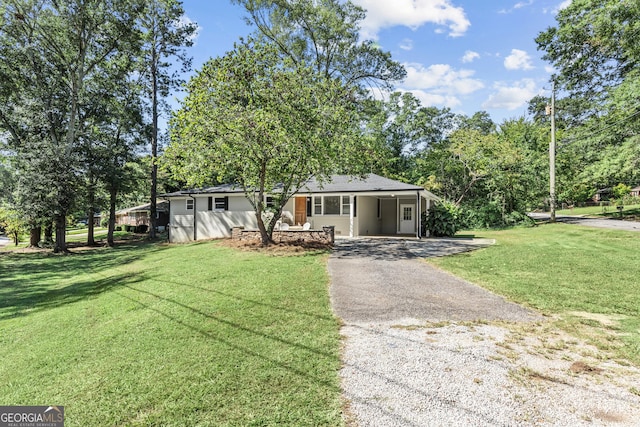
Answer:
[328,238,540,323]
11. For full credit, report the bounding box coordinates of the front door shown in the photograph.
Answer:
[399,204,414,234]
[295,197,307,225]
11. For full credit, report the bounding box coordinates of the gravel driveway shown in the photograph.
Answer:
[329,238,640,426]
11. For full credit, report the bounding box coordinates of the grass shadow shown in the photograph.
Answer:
[0,241,167,320]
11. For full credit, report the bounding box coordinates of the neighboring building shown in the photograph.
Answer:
[115,200,169,231]
[593,188,611,202]
[161,174,439,243]
[630,186,640,198]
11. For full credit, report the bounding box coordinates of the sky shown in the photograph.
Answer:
[178,0,571,124]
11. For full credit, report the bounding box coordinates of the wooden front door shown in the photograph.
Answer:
[295,197,307,225]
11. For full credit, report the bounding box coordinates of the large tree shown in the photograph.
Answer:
[0,0,140,252]
[536,0,640,103]
[168,40,371,245]
[138,0,196,239]
[232,0,405,91]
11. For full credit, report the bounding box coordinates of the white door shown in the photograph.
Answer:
[399,204,414,234]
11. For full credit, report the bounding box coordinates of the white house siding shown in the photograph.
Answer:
[195,195,257,240]
[308,216,352,236]
[357,196,381,236]
[169,197,194,243]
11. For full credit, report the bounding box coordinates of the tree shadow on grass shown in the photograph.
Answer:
[0,242,167,320]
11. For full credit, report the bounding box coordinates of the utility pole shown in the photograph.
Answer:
[546,81,556,222]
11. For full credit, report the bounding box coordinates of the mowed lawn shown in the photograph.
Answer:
[432,223,640,364]
[0,241,343,426]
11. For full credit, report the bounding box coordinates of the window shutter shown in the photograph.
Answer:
[306,197,312,217]
[208,197,213,211]
[224,196,229,211]
[353,196,357,217]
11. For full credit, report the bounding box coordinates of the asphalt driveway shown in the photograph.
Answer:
[328,238,541,323]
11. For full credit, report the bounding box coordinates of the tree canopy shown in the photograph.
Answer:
[167,39,373,244]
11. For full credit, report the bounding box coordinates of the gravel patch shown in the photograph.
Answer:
[340,320,640,426]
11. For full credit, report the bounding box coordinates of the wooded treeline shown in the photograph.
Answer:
[2,0,638,248]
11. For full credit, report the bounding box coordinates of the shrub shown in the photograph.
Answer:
[423,201,460,237]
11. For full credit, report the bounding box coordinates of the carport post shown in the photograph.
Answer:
[416,191,421,239]
[349,194,354,238]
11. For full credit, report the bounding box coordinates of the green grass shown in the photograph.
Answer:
[556,203,640,219]
[0,241,343,426]
[431,224,640,363]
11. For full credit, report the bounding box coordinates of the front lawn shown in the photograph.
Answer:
[0,241,342,426]
[431,224,640,364]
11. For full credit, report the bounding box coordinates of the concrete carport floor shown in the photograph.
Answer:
[328,237,541,323]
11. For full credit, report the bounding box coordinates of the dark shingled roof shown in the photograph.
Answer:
[160,174,426,197]
[298,174,424,193]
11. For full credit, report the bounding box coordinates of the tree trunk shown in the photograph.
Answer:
[29,226,41,247]
[44,222,53,243]
[87,180,96,246]
[87,207,96,245]
[12,230,19,246]
[149,45,158,239]
[107,187,117,247]
[53,214,68,253]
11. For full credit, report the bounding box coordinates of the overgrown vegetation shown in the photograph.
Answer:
[431,224,640,364]
[0,241,342,426]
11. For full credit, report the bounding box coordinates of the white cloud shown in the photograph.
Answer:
[353,0,470,39]
[544,65,556,74]
[177,15,201,43]
[461,50,480,63]
[399,38,414,51]
[403,63,484,95]
[394,62,484,108]
[499,0,534,13]
[482,79,539,110]
[404,90,462,108]
[504,49,534,70]
[544,0,571,14]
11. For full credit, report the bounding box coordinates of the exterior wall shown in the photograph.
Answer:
[357,196,381,236]
[380,199,397,234]
[197,210,257,239]
[307,215,352,236]
[169,197,194,243]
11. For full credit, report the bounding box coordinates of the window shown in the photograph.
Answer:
[214,197,227,210]
[186,199,194,210]
[314,196,322,215]
[266,196,275,208]
[403,206,412,221]
[342,196,350,216]
[324,196,340,215]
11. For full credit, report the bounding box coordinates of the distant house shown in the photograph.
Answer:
[115,200,169,231]
[631,186,640,198]
[161,174,439,243]
[593,188,611,202]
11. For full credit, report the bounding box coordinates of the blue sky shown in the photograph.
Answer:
[179,0,570,124]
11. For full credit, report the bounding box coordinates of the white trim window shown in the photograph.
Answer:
[342,196,350,216]
[186,199,194,210]
[313,195,352,216]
